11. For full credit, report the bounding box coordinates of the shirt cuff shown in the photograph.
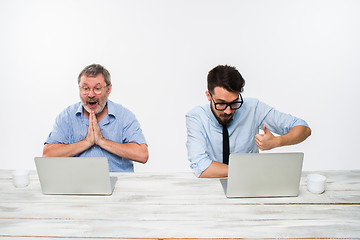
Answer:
[193,158,212,178]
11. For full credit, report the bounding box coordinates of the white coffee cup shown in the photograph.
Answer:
[12,169,30,188]
[307,174,326,194]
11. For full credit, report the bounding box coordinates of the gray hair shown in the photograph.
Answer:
[78,64,111,85]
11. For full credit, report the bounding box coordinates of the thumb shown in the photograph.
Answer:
[262,124,270,134]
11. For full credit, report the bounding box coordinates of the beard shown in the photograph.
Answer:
[210,104,234,125]
[82,95,108,114]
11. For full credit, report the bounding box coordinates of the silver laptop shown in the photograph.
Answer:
[221,152,304,198]
[35,157,117,195]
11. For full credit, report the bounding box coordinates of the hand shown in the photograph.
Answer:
[255,124,279,151]
[89,111,105,146]
[85,112,95,147]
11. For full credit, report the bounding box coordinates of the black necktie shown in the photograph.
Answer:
[222,124,229,165]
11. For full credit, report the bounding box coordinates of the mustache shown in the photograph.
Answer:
[220,113,233,117]
[86,97,98,103]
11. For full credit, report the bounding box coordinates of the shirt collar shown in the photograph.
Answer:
[76,102,84,116]
[205,104,222,128]
[106,100,116,118]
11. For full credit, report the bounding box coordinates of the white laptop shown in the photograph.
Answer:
[220,152,304,198]
[35,157,117,195]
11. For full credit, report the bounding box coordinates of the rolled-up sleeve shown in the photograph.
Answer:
[256,101,310,135]
[186,110,212,177]
[122,111,147,145]
[45,111,71,144]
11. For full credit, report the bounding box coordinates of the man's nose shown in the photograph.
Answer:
[88,89,96,97]
[224,105,232,114]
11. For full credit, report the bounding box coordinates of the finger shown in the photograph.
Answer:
[92,112,98,124]
[88,113,93,130]
[255,140,263,151]
[90,112,98,127]
[255,137,261,147]
[89,111,94,123]
[88,118,94,134]
[255,133,264,141]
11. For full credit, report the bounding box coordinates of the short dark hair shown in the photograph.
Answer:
[207,65,245,94]
[78,64,111,85]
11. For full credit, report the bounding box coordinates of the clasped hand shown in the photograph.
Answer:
[86,111,105,147]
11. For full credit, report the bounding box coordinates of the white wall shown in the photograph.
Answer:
[0,0,359,172]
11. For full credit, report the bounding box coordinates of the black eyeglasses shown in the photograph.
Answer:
[209,92,243,110]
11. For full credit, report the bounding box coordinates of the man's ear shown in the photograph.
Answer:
[205,90,211,101]
[107,84,112,95]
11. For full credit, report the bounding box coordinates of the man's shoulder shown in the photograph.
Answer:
[243,97,260,106]
[107,100,123,111]
[52,102,82,126]
[108,100,137,119]
[58,102,82,116]
[242,97,270,111]
[243,97,274,110]
[186,105,208,118]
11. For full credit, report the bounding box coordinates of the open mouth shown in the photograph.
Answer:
[87,100,98,108]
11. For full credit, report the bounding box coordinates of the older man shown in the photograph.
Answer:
[43,64,148,171]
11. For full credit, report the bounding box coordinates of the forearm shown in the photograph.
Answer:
[199,161,228,178]
[98,139,149,163]
[42,139,92,157]
[278,125,311,147]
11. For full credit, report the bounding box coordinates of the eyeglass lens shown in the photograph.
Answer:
[80,86,106,95]
[215,102,242,110]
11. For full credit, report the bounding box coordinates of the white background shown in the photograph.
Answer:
[0,0,359,172]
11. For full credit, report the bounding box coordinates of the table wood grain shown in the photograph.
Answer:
[0,170,359,239]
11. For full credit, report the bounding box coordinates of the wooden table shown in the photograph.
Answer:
[0,170,359,239]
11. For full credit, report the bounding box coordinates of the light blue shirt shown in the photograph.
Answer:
[186,98,309,177]
[46,100,147,172]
